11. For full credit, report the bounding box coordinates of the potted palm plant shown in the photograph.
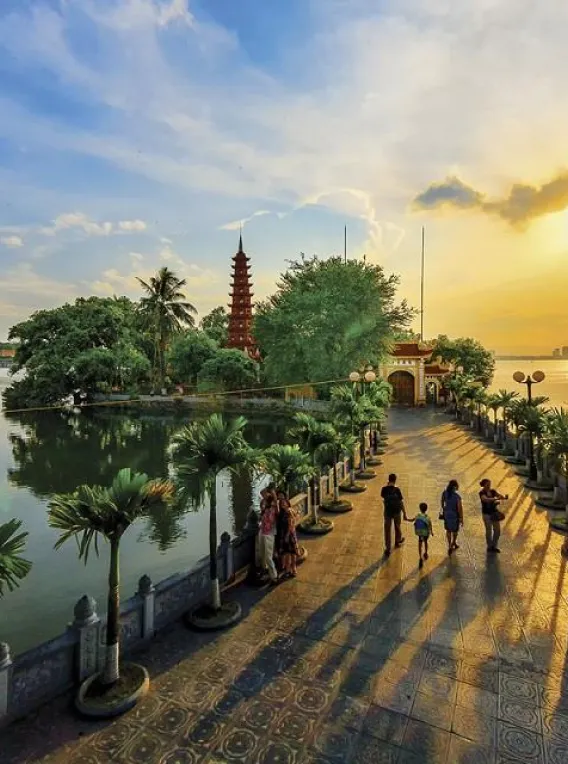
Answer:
[0,519,32,600]
[317,425,358,513]
[329,385,367,492]
[171,413,259,628]
[541,408,568,517]
[288,413,334,535]
[48,468,172,718]
[0,519,32,687]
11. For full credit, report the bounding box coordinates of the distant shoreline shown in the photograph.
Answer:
[494,356,561,361]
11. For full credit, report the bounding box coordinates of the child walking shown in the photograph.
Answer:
[414,502,433,569]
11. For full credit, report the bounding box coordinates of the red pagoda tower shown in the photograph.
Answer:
[227,234,258,359]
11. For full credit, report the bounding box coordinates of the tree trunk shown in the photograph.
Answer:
[333,456,339,503]
[103,537,120,686]
[209,479,221,610]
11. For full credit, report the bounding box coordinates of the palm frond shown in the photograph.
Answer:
[0,519,32,597]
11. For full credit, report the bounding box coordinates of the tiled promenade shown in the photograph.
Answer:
[3,409,568,763]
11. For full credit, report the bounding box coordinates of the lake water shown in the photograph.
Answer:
[0,371,286,654]
[489,359,568,408]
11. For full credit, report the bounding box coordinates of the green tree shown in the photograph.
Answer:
[171,414,258,611]
[434,336,495,386]
[317,426,358,503]
[494,389,520,437]
[48,468,172,685]
[198,348,259,392]
[4,297,149,409]
[261,444,314,498]
[138,267,197,390]
[288,413,335,524]
[254,256,413,384]
[0,519,32,597]
[166,331,218,387]
[200,307,229,346]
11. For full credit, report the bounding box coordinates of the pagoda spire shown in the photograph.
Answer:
[226,234,259,360]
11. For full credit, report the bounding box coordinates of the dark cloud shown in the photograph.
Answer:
[413,171,568,228]
[413,176,483,210]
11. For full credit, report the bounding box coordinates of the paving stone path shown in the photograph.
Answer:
[3,408,568,763]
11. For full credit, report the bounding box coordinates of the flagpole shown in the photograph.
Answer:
[420,226,425,341]
[344,225,347,264]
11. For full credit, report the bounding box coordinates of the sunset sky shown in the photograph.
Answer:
[1,0,568,353]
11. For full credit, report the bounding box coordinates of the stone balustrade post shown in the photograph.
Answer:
[0,642,12,724]
[70,595,101,683]
[138,575,155,640]
[219,532,234,584]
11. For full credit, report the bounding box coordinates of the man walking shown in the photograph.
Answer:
[381,473,409,556]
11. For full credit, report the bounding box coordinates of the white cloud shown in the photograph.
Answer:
[38,212,148,237]
[1,235,23,248]
[220,210,273,231]
[118,219,147,232]
[40,212,113,237]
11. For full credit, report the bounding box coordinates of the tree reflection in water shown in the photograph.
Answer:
[6,409,287,552]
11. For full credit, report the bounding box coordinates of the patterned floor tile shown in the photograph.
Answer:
[457,683,498,716]
[327,693,369,732]
[498,674,539,705]
[411,691,454,731]
[215,726,261,761]
[362,705,408,745]
[498,697,542,734]
[419,669,458,702]
[373,679,415,715]
[352,734,400,763]
[452,705,497,747]
[544,736,568,764]
[448,734,496,764]
[401,718,451,760]
[254,738,304,764]
[496,721,544,763]
[311,725,358,762]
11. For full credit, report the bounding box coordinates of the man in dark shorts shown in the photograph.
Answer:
[381,473,409,556]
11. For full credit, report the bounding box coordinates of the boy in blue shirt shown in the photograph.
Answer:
[414,502,433,568]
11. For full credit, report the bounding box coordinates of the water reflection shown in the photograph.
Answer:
[1,407,288,653]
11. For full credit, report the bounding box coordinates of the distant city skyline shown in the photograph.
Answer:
[1,1,568,354]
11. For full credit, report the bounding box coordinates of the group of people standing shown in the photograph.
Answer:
[381,473,508,568]
[256,484,300,583]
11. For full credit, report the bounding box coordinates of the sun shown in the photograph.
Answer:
[529,208,568,253]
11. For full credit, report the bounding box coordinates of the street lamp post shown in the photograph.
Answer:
[513,370,546,482]
[349,365,377,472]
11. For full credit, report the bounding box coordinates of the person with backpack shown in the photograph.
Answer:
[380,473,411,556]
[414,502,433,568]
[440,479,463,555]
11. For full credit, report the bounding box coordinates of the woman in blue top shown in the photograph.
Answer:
[441,479,463,555]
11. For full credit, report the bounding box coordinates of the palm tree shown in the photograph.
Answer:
[48,468,172,686]
[138,267,197,390]
[288,413,335,524]
[0,519,32,598]
[545,409,568,479]
[317,425,358,506]
[329,384,374,477]
[495,389,519,443]
[171,414,258,611]
[261,444,314,498]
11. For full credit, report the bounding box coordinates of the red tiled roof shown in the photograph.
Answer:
[0,348,15,358]
[392,342,432,357]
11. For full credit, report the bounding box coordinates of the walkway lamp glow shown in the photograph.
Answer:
[513,370,546,481]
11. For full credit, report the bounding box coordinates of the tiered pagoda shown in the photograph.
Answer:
[227,234,259,359]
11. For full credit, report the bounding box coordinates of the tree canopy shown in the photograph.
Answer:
[253,256,413,385]
[200,306,229,346]
[3,297,148,409]
[433,335,495,386]
[197,348,259,392]
[166,331,219,387]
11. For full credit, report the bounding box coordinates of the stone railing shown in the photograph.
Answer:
[0,524,261,728]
